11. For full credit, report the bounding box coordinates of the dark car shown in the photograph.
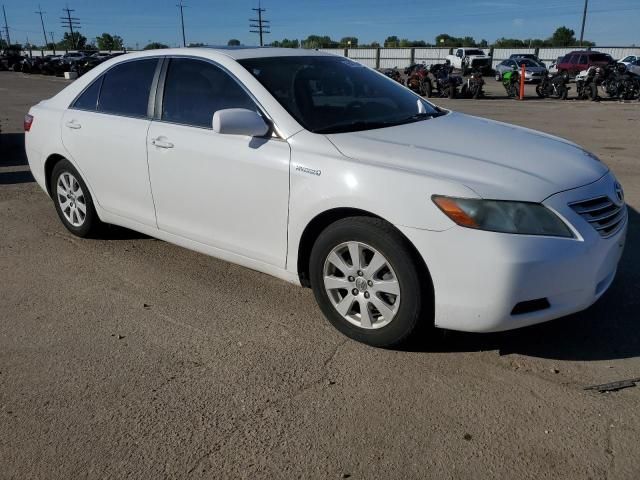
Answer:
[556,51,614,79]
[509,53,545,68]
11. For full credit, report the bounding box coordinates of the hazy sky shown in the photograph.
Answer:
[3,0,639,48]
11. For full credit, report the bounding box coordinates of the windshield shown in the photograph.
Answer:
[512,59,540,67]
[239,56,443,134]
[464,49,485,56]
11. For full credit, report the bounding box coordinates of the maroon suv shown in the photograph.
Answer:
[556,50,614,79]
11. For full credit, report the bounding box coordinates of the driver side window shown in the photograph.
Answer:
[161,58,257,129]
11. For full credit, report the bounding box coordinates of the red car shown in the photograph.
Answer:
[556,50,614,79]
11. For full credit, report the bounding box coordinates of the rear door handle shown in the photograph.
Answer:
[151,137,174,149]
[65,120,81,129]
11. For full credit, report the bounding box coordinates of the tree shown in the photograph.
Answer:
[188,42,206,47]
[60,31,87,50]
[301,35,337,49]
[340,37,358,48]
[548,26,575,47]
[227,39,241,46]
[384,36,400,47]
[144,42,169,50]
[270,38,299,48]
[96,33,124,51]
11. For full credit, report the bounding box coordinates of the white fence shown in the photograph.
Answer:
[319,47,640,70]
[20,49,127,57]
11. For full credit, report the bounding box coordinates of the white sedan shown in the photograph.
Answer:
[25,48,627,347]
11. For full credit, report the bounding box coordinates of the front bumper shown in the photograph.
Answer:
[400,172,627,332]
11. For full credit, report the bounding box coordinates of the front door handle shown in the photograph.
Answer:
[65,120,81,129]
[151,137,174,149]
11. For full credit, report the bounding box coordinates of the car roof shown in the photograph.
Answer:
[150,47,335,60]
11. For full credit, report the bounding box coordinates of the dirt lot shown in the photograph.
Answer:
[1,71,639,479]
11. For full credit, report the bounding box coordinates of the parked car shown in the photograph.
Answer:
[547,56,564,75]
[90,52,112,61]
[446,48,492,73]
[494,58,546,83]
[556,50,614,80]
[509,53,546,68]
[617,55,639,67]
[25,48,627,347]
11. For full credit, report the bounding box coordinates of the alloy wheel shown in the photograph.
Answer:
[56,172,87,227]
[323,241,400,329]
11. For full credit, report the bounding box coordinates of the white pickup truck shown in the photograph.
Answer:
[446,48,492,73]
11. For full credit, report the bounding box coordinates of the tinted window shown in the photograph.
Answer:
[589,53,613,62]
[161,58,257,128]
[464,49,485,56]
[578,55,588,64]
[240,56,442,134]
[569,55,579,64]
[98,58,158,117]
[73,77,102,111]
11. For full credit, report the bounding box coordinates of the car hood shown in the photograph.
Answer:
[326,112,608,202]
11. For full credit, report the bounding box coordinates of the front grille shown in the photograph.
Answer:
[569,196,626,238]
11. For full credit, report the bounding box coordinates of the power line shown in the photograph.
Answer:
[2,5,11,46]
[177,1,186,47]
[60,5,81,49]
[35,4,49,48]
[250,1,270,47]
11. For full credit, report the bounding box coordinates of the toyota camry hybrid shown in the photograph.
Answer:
[25,48,627,347]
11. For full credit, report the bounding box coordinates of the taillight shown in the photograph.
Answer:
[24,114,34,132]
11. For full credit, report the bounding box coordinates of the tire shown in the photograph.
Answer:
[588,83,598,101]
[561,70,570,82]
[472,86,481,100]
[535,84,545,98]
[424,80,432,98]
[309,217,429,348]
[51,159,103,237]
[448,85,455,99]
[558,86,568,100]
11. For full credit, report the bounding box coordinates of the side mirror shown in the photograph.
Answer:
[212,108,269,137]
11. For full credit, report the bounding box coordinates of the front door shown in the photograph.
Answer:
[146,57,290,267]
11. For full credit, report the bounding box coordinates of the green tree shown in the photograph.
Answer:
[384,35,400,47]
[227,39,241,46]
[60,31,87,50]
[143,42,169,50]
[548,26,576,46]
[96,33,124,51]
[301,35,337,48]
[271,38,300,48]
[188,42,206,47]
[339,36,358,48]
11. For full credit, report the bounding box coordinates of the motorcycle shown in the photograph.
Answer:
[536,72,570,100]
[432,64,462,98]
[576,67,598,100]
[405,63,431,96]
[460,69,484,99]
[502,69,520,98]
[382,67,403,85]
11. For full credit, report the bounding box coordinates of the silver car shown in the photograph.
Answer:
[495,58,547,83]
[627,59,640,76]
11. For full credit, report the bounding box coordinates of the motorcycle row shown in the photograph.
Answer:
[383,60,640,101]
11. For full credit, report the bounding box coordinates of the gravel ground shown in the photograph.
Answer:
[1,71,639,479]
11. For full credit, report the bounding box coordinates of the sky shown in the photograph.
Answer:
[2,0,639,48]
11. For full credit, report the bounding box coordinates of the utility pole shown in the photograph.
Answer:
[579,0,588,47]
[250,1,270,47]
[50,31,56,54]
[35,5,49,50]
[2,5,11,46]
[60,5,81,50]
[177,1,186,47]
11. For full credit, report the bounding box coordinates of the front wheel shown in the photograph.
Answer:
[535,84,546,98]
[309,217,429,348]
[51,159,104,237]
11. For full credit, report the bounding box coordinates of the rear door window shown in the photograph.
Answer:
[569,55,579,64]
[98,58,158,118]
[72,77,102,111]
[161,58,257,128]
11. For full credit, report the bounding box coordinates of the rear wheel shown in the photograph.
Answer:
[535,84,545,98]
[309,217,429,348]
[51,159,103,237]
[558,85,568,100]
[423,80,432,98]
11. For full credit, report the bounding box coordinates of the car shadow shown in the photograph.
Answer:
[0,132,28,168]
[405,206,640,362]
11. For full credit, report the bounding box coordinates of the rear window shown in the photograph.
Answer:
[464,49,485,56]
[72,77,102,111]
[97,58,158,118]
[589,53,612,62]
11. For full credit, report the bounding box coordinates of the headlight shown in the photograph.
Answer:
[432,196,574,238]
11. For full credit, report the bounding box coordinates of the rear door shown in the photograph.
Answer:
[61,57,160,226]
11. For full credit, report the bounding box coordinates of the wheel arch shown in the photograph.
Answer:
[296,207,434,306]
[43,153,67,197]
